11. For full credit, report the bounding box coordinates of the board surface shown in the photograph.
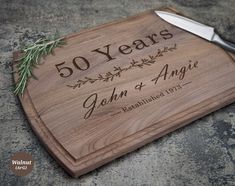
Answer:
[13,8,235,177]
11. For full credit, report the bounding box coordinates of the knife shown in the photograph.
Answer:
[155,11,235,53]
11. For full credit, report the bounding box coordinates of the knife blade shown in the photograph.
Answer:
[155,11,235,53]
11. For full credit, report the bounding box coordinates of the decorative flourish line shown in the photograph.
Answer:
[67,43,177,89]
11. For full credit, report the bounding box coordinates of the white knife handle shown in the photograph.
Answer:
[212,33,235,53]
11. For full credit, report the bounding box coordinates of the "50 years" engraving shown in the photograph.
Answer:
[54,30,173,79]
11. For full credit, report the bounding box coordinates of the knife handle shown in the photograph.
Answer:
[212,33,235,53]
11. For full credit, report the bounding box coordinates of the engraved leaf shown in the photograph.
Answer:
[114,66,121,71]
[98,74,104,79]
[105,72,112,77]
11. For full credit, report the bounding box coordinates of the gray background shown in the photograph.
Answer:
[0,0,234,185]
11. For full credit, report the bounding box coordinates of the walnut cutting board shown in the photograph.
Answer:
[13,8,235,177]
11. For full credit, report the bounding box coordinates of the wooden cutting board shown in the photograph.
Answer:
[13,8,235,177]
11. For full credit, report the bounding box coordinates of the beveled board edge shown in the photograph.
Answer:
[13,7,235,177]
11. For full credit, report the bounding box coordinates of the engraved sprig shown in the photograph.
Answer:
[67,44,177,89]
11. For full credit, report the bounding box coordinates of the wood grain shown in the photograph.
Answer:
[13,8,235,177]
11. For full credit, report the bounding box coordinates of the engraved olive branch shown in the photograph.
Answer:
[67,44,177,89]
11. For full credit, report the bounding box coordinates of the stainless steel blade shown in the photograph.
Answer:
[155,11,215,41]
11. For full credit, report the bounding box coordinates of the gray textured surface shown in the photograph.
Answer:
[0,0,235,185]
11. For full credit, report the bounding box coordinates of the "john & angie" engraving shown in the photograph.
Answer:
[82,60,199,119]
